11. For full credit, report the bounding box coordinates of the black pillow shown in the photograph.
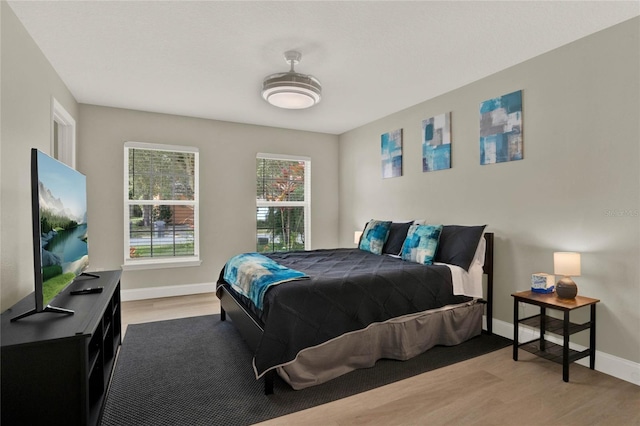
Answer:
[434,225,487,271]
[382,221,413,255]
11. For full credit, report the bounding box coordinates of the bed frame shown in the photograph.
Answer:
[217,232,494,394]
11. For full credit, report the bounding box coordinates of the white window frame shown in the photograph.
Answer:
[51,97,76,168]
[256,153,311,250]
[123,141,201,270]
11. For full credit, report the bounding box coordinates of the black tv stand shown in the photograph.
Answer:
[10,304,74,322]
[1,270,122,426]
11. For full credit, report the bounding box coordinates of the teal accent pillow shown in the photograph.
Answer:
[359,220,392,255]
[401,224,443,264]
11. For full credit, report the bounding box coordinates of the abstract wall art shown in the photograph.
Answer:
[381,128,403,178]
[422,112,451,172]
[479,90,523,165]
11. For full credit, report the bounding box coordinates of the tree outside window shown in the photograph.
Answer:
[256,155,310,252]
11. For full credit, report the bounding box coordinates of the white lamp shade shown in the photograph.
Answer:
[554,252,581,277]
[354,231,363,244]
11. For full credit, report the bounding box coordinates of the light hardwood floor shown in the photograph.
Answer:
[121,293,640,426]
[121,292,220,335]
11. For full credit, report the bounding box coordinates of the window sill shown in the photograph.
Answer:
[122,257,202,271]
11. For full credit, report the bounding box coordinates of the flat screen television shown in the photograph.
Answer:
[12,149,91,321]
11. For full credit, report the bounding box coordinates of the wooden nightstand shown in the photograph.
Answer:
[511,290,600,382]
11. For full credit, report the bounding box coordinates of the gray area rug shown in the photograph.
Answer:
[101,314,510,426]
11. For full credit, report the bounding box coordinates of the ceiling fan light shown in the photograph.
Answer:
[265,91,316,109]
[261,51,322,109]
[262,76,321,109]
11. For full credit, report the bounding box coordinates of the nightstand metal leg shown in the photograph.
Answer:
[540,307,546,351]
[590,304,597,370]
[563,310,570,382]
[513,298,519,361]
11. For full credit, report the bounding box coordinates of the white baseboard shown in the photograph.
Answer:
[488,316,640,387]
[121,282,215,302]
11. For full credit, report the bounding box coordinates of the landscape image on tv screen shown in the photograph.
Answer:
[36,150,89,305]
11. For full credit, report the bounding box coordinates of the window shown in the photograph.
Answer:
[51,97,76,168]
[124,142,200,269]
[256,153,310,252]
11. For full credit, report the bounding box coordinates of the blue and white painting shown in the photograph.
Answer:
[381,129,403,178]
[479,90,523,165]
[422,112,451,172]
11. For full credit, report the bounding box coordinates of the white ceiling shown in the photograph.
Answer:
[8,1,639,135]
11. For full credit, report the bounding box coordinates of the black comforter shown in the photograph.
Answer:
[216,248,472,377]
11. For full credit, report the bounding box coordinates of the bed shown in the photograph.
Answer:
[216,223,494,394]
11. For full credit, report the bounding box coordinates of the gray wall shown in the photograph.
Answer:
[1,2,79,310]
[338,18,640,364]
[77,105,339,291]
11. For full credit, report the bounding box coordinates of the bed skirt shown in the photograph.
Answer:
[273,300,483,390]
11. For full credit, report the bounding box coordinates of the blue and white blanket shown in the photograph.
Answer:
[223,252,309,310]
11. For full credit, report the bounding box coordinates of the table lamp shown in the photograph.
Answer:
[354,231,363,245]
[554,252,581,299]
